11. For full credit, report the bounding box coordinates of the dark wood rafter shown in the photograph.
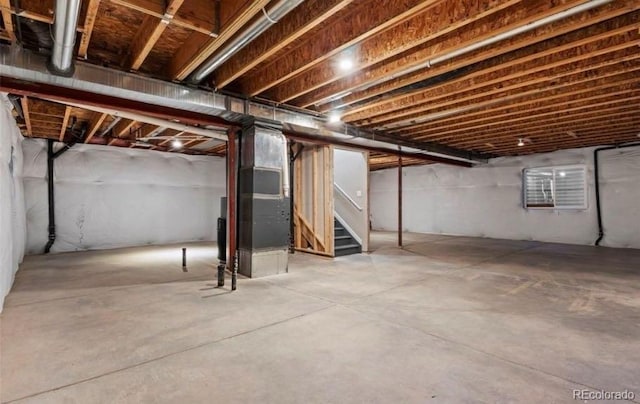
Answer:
[20,96,32,136]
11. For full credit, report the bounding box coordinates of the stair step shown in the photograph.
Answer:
[335,243,360,250]
[335,235,351,240]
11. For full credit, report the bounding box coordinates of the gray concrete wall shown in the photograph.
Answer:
[370,146,640,248]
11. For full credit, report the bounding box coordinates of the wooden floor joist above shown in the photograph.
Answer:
[2,0,638,169]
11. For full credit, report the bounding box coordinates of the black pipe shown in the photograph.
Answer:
[594,142,640,246]
[182,247,187,269]
[44,140,56,253]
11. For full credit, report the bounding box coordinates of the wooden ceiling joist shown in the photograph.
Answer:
[20,97,32,136]
[168,0,270,80]
[126,0,186,70]
[351,40,640,126]
[109,0,214,35]
[78,0,102,58]
[394,78,640,137]
[112,118,137,139]
[241,0,441,97]
[0,0,15,42]
[58,106,72,141]
[301,0,638,111]
[343,13,640,121]
[214,0,353,89]
[369,60,640,132]
[84,112,109,143]
[406,84,640,140]
[270,0,520,103]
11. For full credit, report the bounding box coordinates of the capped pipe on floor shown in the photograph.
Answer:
[48,0,82,76]
[189,0,305,84]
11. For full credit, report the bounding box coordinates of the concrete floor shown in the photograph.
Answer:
[1,233,639,403]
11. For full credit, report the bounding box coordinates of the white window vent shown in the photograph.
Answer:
[523,165,587,210]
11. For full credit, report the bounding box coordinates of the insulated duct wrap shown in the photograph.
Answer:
[370,146,640,249]
[22,139,226,253]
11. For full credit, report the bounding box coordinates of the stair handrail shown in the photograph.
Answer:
[334,182,363,211]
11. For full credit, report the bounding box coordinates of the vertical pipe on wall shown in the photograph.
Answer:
[44,140,56,253]
[227,129,238,291]
[398,149,403,248]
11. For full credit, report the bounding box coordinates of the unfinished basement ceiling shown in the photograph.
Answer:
[1,0,638,169]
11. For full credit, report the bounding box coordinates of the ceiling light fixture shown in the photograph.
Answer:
[517,138,525,147]
[338,58,354,71]
[328,112,342,124]
[172,140,183,149]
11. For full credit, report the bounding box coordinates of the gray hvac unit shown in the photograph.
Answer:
[237,122,290,278]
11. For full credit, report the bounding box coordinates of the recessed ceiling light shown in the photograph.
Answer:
[328,112,341,124]
[338,58,354,71]
[559,171,566,177]
[517,138,525,147]
[172,140,183,149]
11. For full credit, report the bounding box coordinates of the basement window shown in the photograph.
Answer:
[523,165,587,210]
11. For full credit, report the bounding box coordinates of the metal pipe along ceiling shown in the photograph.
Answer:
[189,0,305,84]
[49,0,81,75]
[325,0,614,109]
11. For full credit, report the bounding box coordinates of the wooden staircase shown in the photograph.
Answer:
[334,217,361,257]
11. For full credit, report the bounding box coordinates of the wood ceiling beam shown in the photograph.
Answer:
[344,14,640,121]
[214,0,353,89]
[109,0,214,35]
[241,0,441,97]
[168,0,270,80]
[78,0,101,59]
[136,123,160,139]
[401,82,640,139]
[126,0,186,70]
[58,106,72,142]
[0,0,15,42]
[271,0,519,103]
[112,119,137,138]
[84,112,108,143]
[391,76,640,137]
[449,111,640,147]
[490,129,640,154]
[369,60,640,132]
[20,97,31,136]
[300,0,638,110]
[414,100,640,142]
[351,36,640,126]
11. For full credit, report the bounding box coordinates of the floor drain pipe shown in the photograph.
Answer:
[44,139,74,253]
[44,140,56,253]
[593,142,640,246]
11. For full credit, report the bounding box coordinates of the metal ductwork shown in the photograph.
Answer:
[189,0,305,84]
[48,0,81,76]
[0,45,487,165]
